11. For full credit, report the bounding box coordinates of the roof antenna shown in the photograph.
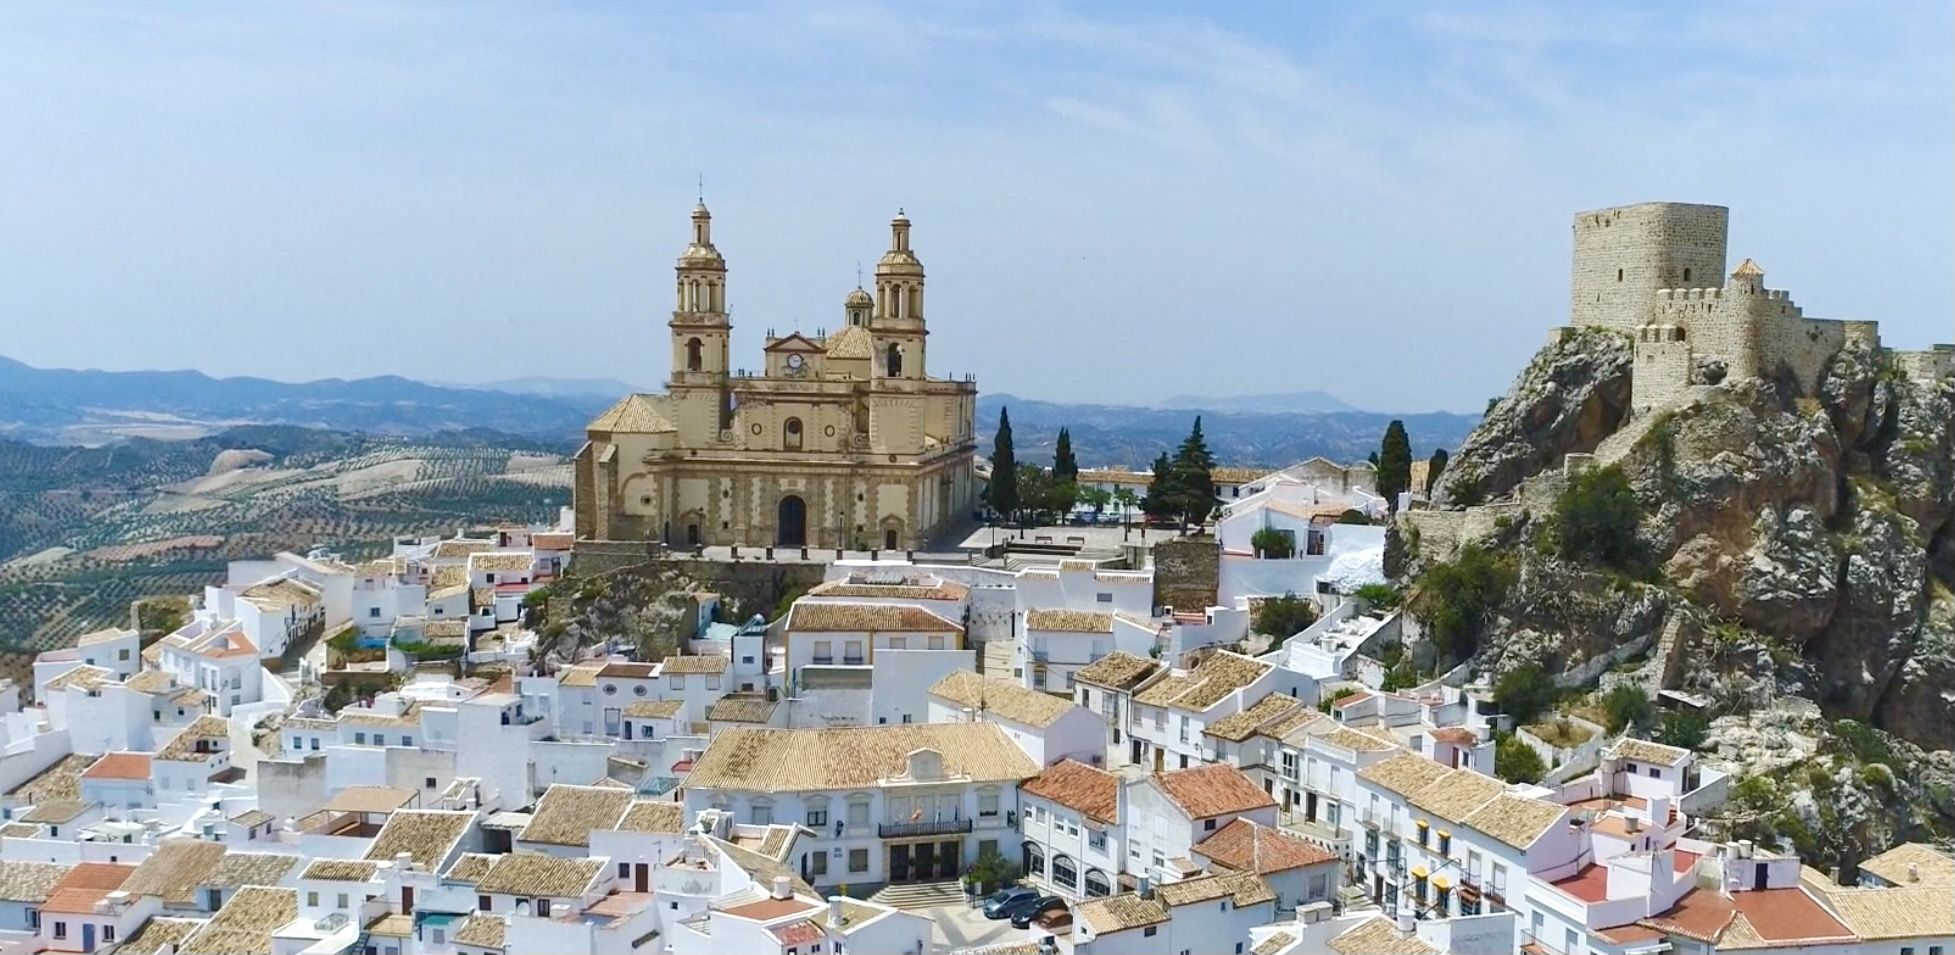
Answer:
[697,173,704,203]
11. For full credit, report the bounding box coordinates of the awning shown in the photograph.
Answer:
[1410,865,1429,880]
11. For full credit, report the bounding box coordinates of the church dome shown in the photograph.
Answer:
[844,286,873,308]
[678,202,725,269]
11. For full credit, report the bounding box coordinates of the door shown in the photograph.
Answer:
[890,844,911,883]
[402,886,414,912]
[82,923,95,952]
[940,840,961,880]
[913,843,935,883]
[884,529,898,550]
[1130,738,1142,763]
[1152,747,1164,773]
[634,863,649,893]
[1754,862,1768,889]
[1306,792,1319,822]
[777,495,807,546]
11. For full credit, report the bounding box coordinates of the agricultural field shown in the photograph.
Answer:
[0,425,572,649]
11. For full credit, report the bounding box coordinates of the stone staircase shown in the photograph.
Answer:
[867,880,967,909]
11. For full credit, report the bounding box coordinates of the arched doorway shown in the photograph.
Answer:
[1084,869,1111,897]
[777,495,807,547]
[685,337,703,371]
[1022,841,1044,880]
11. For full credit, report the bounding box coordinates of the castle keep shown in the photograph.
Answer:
[1570,202,1953,412]
[572,204,979,550]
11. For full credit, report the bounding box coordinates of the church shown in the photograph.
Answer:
[572,203,980,550]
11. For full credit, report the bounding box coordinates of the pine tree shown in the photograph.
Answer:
[1377,419,1412,512]
[1052,428,1079,483]
[1141,452,1174,520]
[1424,448,1450,495]
[989,408,1018,521]
[1169,416,1216,527]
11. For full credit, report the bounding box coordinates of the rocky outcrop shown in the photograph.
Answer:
[1435,327,1633,505]
[1422,335,1955,751]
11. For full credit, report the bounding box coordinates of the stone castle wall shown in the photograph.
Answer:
[1571,203,1729,331]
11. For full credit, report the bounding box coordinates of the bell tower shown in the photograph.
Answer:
[670,202,730,384]
[870,210,927,380]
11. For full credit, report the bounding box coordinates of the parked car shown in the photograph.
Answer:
[982,886,1040,919]
[1009,896,1068,929]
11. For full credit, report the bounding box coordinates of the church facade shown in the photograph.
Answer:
[572,204,979,550]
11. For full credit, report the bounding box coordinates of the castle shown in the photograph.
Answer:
[1568,201,1954,413]
[572,204,979,550]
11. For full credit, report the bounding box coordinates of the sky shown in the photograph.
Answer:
[0,2,1948,413]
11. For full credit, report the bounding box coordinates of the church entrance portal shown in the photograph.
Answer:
[777,495,807,547]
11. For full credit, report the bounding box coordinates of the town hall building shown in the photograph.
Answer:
[573,203,980,550]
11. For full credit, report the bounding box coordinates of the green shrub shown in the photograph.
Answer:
[1354,583,1400,611]
[1381,660,1419,692]
[1653,710,1710,750]
[1253,593,1318,638]
[1495,734,1547,784]
[1553,465,1649,573]
[1493,664,1556,725]
[1601,685,1655,734]
[1336,509,1372,525]
[1830,719,1892,766]
[1407,543,1514,661]
[1251,527,1296,559]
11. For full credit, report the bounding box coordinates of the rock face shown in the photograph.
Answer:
[1434,327,1633,505]
[1430,335,1955,752]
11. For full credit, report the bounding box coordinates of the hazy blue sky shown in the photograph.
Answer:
[1,2,1948,412]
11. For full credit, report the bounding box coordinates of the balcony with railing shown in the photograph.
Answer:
[878,817,974,839]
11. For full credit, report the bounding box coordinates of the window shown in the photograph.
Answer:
[53,922,66,940]
[1438,832,1451,855]
[425,776,437,789]
[813,640,833,663]
[1647,766,1660,778]
[978,792,1000,817]
[1204,818,1217,831]
[308,891,319,906]
[618,862,630,878]
[809,852,828,876]
[292,736,302,750]
[311,739,320,751]
[847,800,869,828]
[103,926,115,942]
[1144,926,1158,938]
[1089,829,1106,851]
[752,801,774,825]
[707,675,720,690]
[632,685,648,697]
[807,807,828,827]
[369,607,382,618]
[401,736,412,746]
[1096,592,1113,603]
[741,655,754,664]
[25,910,36,930]
[928,635,944,650]
[354,732,366,745]
[849,849,869,872]
[536,899,552,917]
[478,895,491,911]
[670,675,686,690]
[339,894,349,908]
[119,648,131,660]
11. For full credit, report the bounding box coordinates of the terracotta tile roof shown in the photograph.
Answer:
[7,753,95,802]
[1809,884,1955,939]
[1073,652,1161,690]
[1204,693,1306,742]
[120,839,227,903]
[686,723,1040,792]
[587,394,676,434]
[1075,893,1170,934]
[1254,931,1299,955]
[1607,737,1691,767]
[623,699,685,719]
[206,851,299,888]
[83,752,153,780]
[720,894,821,921]
[659,654,730,674]
[1461,794,1568,850]
[709,835,816,896]
[157,715,231,761]
[522,784,635,847]
[0,860,70,903]
[230,809,273,828]
[770,919,826,946]
[454,913,508,949]
[122,670,180,695]
[787,602,963,633]
[1407,769,1509,823]
[708,695,779,724]
[475,853,605,899]
[822,323,874,359]
[596,662,658,680]
[21,798,91,824]
[179,885,297,955]
[47,664,116,692]
[434,539,495,559]
[928,671,1077,727]
[1025,609,1114,633]
[302,859,381,882]
[241,578,320,612]
[1134,652,1271,711]
[1021,759,1119,824]
[77,627,135,647]
[1313,725,1401,753]
[1858,841,1954,887]
[1327,915,1442,955]
[366,912,416,936]
[1194,818,1337,874]
[1155,871,1274,908]
[558,662,604,687]
[615,801,686,834]
[117,917,204,955]
[444,852,500,884]
[362,809,475,867]
[470,553,534,573]
[1357,752,1452,796]
[1152,763,1277,818]
[0,822,35,838]
[1430,726,1478,746]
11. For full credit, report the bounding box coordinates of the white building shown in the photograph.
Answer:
[1072,872,1276,955]
[1124,763,1279,885]
[925,671,1105,767]
[1019,759,1125,900]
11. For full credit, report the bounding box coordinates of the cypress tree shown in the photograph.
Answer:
[990,408,1019,521]
[1141,452,1174,520]
[1425,448,1450,495]
[1170,416,1216,527]
[1377,419,1412,512]
[1052,428,1079,483]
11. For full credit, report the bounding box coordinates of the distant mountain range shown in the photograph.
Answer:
[979,394,1476,469]
[1159,390,1358,415]
[0,357,1479,466]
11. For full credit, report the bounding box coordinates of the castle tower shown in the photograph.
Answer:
[871,211,927,379]
[670,202,730,383]
[1570,202,1729,331]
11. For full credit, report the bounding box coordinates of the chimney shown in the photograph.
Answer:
[1908,862,1920,883]
[771,875,792,900]
[1297,900,1331,925]
[1396,911,1415,934]
[827,897,844,929]
[395,852,415,872]
[1737,839,1754,859]
[1625,815,1643,833]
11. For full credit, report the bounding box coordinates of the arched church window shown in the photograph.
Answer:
[686,338,704,372]
[886,344,903,377]
[908,285,921,318]
[784,417,803,451]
